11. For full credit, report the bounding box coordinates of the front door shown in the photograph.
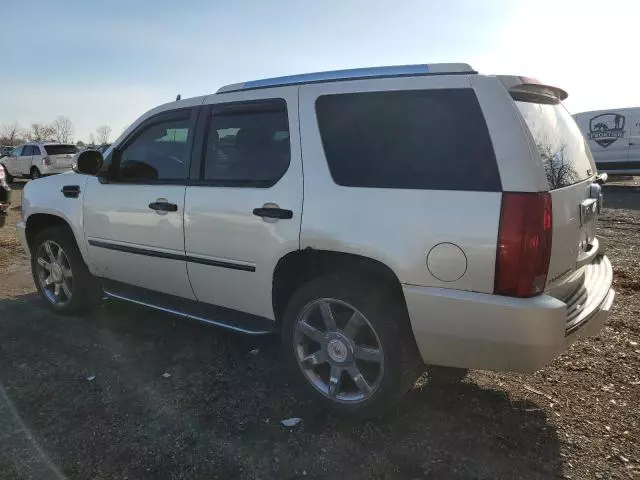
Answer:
[184,88,303,320]
[4,146,22,176]
[83,108,198,299]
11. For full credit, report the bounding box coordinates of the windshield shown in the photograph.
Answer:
[516,101,594,189]
[44,144,78,155]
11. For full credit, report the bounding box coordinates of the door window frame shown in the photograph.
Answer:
[102,107,198,186]
[188,98,291,188]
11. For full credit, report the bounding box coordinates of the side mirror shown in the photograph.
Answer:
[76,150,104,176]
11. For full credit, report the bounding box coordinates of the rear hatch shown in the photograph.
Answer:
[44,144,78,167]
[512,86,601,301]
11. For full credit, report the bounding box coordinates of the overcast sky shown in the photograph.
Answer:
[1,0,638,142]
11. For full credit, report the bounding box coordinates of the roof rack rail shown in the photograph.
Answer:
[217,63,475,94]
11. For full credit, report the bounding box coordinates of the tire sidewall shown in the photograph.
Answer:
[31,226,99,314]
[281,274,421,416]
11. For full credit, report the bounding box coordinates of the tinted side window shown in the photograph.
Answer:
[202,100,290,187]
[11,146,23,156]
[21,146,33,156]
[315,89,501,191]
[119,117,191,182]
[31,145,41,155]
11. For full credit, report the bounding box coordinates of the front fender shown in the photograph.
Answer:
[22,172,91,265]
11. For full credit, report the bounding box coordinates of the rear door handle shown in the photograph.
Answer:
[253,207,293,219]
[149,201,178,212]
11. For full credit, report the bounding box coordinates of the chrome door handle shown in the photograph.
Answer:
[149,201,177,212]
[253,207,293,219]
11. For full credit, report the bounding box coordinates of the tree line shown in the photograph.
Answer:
[0,118,112,147]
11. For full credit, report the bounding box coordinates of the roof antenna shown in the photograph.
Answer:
[175,94,181,101]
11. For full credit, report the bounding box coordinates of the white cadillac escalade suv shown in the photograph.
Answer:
[17,64,615,416]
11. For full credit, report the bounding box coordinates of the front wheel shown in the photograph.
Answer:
[31,226,102,314]
[282,275,422,417]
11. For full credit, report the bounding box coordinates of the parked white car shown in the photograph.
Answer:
[574,108,640,176]
[16,64,615,415]
[1,142,78,181]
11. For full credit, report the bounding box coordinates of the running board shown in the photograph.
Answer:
[101,280,276,336]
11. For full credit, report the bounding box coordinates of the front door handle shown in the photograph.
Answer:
[61,185,80,198]
[149,201,178,212]
[253,207,293,220]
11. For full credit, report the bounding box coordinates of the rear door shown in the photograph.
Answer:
[515,99,600,299]
[183,88,302,319]
[577,110,630,173]
[18,145,34,175]
[31,145,43,170]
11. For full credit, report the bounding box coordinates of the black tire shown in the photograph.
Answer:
[31,167,41,180]
[281,274,423,417]
[426,365,468,384]
[1,164,13,183]
[31,226,102,315]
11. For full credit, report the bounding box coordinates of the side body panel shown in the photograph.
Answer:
[574,109,633,173]
[298,75,516,294]
[20,172,90,260]
[627,110,640,172]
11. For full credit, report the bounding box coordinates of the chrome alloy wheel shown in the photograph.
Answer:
[36,240,73,307]
[294,298,384,403]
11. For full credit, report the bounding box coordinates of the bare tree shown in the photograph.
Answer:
[52,116,74,143]
[88,133,96,146]
[28,123,55,142]
[95,125,112,145]
[536,141,578,189]
[0,122,24,145]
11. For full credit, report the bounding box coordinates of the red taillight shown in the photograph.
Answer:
[495,192,553,297]
[42,156,51,166]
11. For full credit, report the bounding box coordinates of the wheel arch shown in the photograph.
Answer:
[25,213,84,259]
[272,248,406,323]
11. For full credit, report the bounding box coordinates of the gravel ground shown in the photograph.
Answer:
[0,179,638,479]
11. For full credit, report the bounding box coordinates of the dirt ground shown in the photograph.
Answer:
[0,179,638,480]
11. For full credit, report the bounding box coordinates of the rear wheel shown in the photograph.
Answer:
[282,274,422,417]
[1,164,13,183]
[31,226,102,314]
[31,167,41,180]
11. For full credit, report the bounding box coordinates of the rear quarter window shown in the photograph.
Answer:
[315,89,501,191]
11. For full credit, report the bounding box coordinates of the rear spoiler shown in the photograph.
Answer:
[498,76,568,103]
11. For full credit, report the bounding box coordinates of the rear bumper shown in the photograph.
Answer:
[404,255,615,373]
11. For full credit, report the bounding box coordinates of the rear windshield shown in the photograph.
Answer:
[44,145,78,155]
[516,101,594,189]
[315,89,501,191]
